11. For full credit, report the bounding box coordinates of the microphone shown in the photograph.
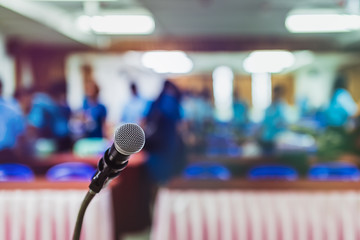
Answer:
[89,123,145,193]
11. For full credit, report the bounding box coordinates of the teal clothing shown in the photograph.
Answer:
[233,100,248,126]
[325,89,357,127]
[261,101,288,142]
[28,93,70,138]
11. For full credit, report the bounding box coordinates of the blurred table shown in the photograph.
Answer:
[28,151,147,175]
[0,179,113,240]
[152,179,360,240]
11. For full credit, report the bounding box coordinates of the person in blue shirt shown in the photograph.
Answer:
[28,80,72,151]
[82,82,107,138]
[144,80,186,184]
[0,80,26,162]
[233,90,249,138]
[260,85,289,154]
[317,74,358,161]
[0,102,26,162]
[121,82,149,124]
[0,79,22,112]
[324,74,357,127]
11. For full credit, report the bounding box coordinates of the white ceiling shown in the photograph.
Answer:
[1,0,360,50]
[0,6,80,46]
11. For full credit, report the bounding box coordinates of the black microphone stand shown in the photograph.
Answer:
[72,190,96,240]
[72,149,128,240]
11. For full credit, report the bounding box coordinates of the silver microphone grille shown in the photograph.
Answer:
[114,123,145,155]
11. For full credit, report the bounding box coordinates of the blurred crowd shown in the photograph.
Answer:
[0,72,360,184]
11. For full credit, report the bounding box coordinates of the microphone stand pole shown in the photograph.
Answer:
[72,190,96,240]
[72,159,115,240]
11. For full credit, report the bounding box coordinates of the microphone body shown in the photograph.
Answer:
[89,123,145,193]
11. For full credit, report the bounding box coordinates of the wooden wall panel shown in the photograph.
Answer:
[171,73,295,107]
[9,43,78,92]
[234,75,252,106]
[272,74,295,105]
[170,74,214,102]
[108,37,336,52]
[345,66,360,103]
[28,50,66,90]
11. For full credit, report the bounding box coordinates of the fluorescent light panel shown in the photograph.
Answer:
[243,50,295,73]
[286,9,360,33]
[77,15,155,35]
[141,51,193,74]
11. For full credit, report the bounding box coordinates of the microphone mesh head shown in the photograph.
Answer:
[114,123,145,155]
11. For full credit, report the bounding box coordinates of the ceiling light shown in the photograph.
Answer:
[77,15,92,32]
[141,51,193,74]
[286,9,360,33]
[243,50,295,73]
[76,14,155,35]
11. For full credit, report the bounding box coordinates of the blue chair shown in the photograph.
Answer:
[308,162,360,181]
[248,165,298,181]
[46,162,96,182]
[183,162,231,180]
[0,163,35,182]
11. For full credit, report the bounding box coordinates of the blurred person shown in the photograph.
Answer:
[28,80,72,152]
[259,85,289,154]
[0,78,21,111]
[233,90,249,132]
[181,90,199,152]
[181,90,197,123]
[121,82,149,124]
[193,89,214,153]
[13,87,37,157]
[14,87,34,116]
[324,74,357,127]
[144,80,186,184]
[0,101,26,162]
[232,90,249,146]
[181,90,212,153]
[82,81,107,138]
[0,82,26,162]
[194,89,214,125]
[317,74,358,161]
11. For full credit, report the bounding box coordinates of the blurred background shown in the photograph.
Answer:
[2,0,360,239]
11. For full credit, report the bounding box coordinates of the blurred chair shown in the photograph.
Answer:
[308,162,360,181]
[46,162,96,181]
[0,163,35,182]
[248,165,298,181]
[183,162,231,180]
